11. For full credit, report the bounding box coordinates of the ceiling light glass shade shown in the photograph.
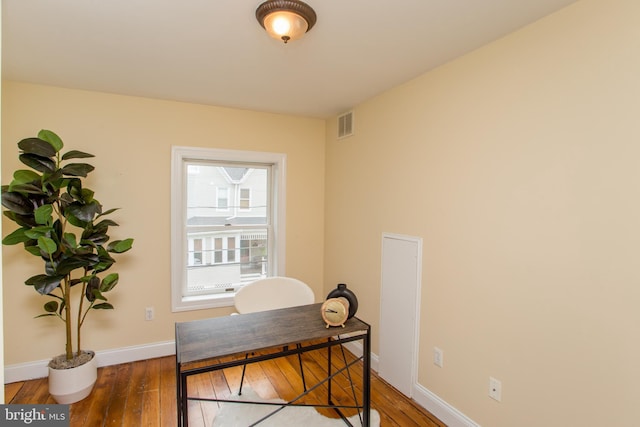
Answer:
[256,0,317,44]
[263,11,307,42]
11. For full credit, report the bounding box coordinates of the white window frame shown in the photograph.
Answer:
[171,146,287,312]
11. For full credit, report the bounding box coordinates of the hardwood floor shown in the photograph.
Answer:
[5,346,445,427]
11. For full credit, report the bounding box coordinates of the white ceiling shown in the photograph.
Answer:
[2,0,578,118]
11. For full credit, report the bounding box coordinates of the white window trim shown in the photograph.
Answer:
[171,146,287,312]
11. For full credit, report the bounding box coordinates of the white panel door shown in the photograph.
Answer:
[378,233,421,397]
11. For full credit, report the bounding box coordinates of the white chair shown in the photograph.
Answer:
[234,276,315,314]
[233,276,315,394]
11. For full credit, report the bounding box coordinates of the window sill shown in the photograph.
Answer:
[172,293,235,312]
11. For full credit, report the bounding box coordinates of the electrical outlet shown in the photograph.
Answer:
[433,347,444,368]
[489,377,502,402]
[145,307,154,321]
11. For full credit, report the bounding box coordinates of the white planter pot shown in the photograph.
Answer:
[48,352,97,404]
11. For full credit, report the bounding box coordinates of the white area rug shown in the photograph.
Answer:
[212,387,380,427]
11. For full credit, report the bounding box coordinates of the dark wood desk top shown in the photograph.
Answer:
[176,303,369,365]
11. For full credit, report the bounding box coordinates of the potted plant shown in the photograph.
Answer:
[1,129,134,403]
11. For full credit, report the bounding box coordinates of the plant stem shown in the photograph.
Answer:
[77,279,85,358]
[64,276,73,360]
[56,197,75,361]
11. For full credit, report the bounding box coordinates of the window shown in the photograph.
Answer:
[171,146,286,311]
[216,187,229,210]
[192,239,203,265]
[239,188,251,210]
[227,237,236,263]
[213,237,223,263]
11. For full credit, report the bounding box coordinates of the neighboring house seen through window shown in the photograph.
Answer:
[171,146,286,311]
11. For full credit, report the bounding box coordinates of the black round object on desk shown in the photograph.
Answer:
[326,283,358,319]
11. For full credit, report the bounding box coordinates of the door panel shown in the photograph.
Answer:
[378,234,421,397]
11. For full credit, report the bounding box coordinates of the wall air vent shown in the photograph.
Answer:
[337,111,354,139]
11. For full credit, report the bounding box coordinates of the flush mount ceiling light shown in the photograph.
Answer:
[256,0,317,44]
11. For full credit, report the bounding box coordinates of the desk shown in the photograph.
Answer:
[175,303,371,427]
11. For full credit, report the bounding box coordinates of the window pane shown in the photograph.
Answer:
[187,165,267,226]
[185,162,270,296]
[217,188,228,210]
[214,238,223,263]
[240,188,251,209]
[228,238,236,262]
[192,239,203,265]
[186,228,268,295]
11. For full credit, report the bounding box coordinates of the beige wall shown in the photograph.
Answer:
[1,81,326,365]
[324,0,640,425]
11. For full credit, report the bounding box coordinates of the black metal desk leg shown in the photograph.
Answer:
[327,338,333,405]
[181,373,189,427]
[363,328,371,427]
[176,362,181,427]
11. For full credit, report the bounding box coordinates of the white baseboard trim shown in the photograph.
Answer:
[338,335,379,372]
[412,383,481,427]
[340,335,479,427]
[4,359,49,385]
[95,340,175,367]
[4,340,176,384]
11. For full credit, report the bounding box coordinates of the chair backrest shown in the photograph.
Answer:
[234,276,315,314]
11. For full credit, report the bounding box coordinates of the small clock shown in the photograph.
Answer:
[321,297,350,328]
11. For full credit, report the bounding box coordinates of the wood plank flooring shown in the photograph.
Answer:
[5,345,445,427]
